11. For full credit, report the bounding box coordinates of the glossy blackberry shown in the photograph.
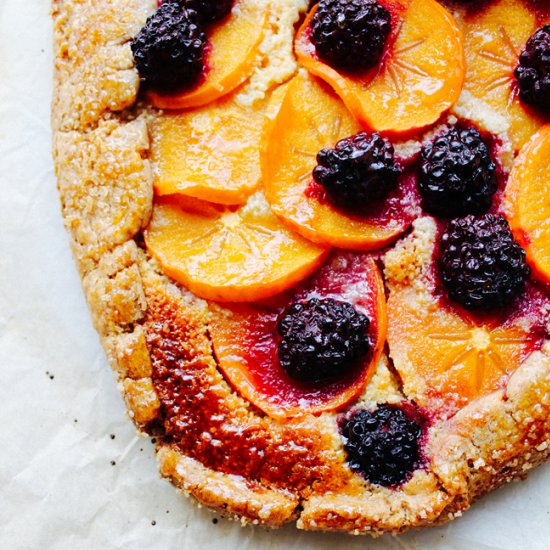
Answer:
[277,298,370,383]
[439,214,530,310]
[313,132,401,211]
[514,25,550,111]
[180,0,234,24]
[131,4,206,91]
[341,405,422,487]
[419,126,497,217]
[310,0,391,70]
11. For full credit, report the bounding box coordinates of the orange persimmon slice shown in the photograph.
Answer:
[295,0,465,134]
[387,283,545,420]
[150,94,265,204]
[263,73,421,250]
[259,81,292,175]
[148,0,267,109]
[459,0,549,151]
[144,193,329,302]
[210,252,387,418]
[505,124,550,283]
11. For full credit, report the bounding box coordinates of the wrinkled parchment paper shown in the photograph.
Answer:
[1,2,550,548]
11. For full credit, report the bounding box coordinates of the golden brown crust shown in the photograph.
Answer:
[157,447,299,527]
[51,0,154,133]
[430,345,550,502]
[51,0,550,536]
[53,118,153,274]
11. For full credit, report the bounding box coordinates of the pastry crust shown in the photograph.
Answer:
[51,0,550,535]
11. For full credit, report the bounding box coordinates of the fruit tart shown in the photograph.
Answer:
[51,0,550,536]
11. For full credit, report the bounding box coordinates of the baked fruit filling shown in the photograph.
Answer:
[296,0,465,133]
[438,214,530,310]
[458,0,550,150]
[515,24,550,111]
[386,216,547,418]
[418,125,498,217]
[309,0,392,70]
[209,252,387,417]
[131,3,206,92]
[150,94,265,203]
[312,131,402,209]
[144,193,329,302]
[505,124,550,283]
[146,0,268,109]
[128,0,550,501]
[181,0,235,25]
[263,72,421,249]
[340,403,426,487]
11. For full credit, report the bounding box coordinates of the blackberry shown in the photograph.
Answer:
[341,405,423,487]
[131,4,206,91]
[170,0,234,24]
[419,126,497,217]
[313,132,401,211]
[515,25,550,111]
[439,214,530,310]
[310,0,392,70]
[277,298,370,383]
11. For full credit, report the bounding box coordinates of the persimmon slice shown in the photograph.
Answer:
[506,124,550,283]
[263,73,421,250]
[148,0,267,109]
[150,95,264,204]
[460,0,549,151]
[387,284,546,420]
[259,81,291,176]
[295,0,465,134]
[210,252,387,418]
[144,193,329,302]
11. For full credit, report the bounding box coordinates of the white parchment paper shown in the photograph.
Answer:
[1,2,550,548]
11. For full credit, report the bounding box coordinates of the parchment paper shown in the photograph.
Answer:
[1,2,550,548]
